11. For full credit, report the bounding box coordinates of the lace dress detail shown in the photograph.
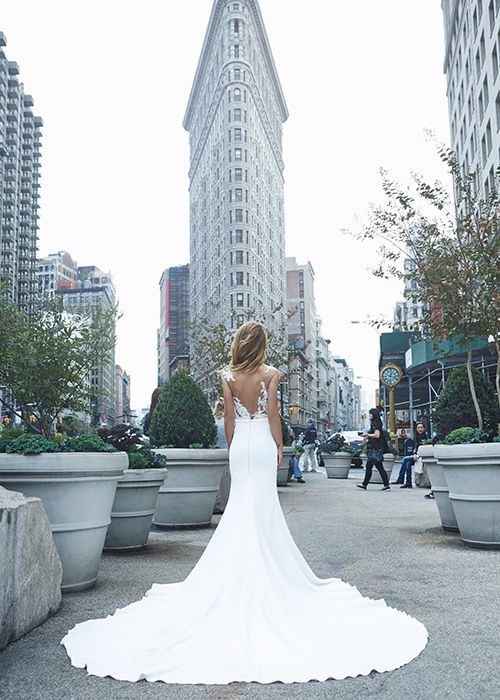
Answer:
[220,366,271,419]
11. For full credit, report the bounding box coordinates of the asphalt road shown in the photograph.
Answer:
[1,470,499,700]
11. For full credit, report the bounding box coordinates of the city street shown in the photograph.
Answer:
[1,470,499,700]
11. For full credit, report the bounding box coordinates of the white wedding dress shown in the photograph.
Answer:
[62,366,428,685]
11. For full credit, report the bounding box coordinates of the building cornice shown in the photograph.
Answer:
[183,0,289,131]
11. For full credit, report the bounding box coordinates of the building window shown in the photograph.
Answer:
[235,229,243,243]
[489,0,495,34]
[235,209,243,222]
[234,45,240,59]
[234,127,242,140]
[483,75,489,109]
[234,88,241,101]
[236,271,244,285]
[233,19,240,34]
[234,108,242,121]
[489,164,495,193]
[236,293,244,307]
[235,167,243,181]
[234,67,241,80]
[235,188,243,201]
[486,119,493,154]
[235,148,242,160]
[235,251,244,264]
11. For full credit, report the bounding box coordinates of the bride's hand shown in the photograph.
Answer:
[277,445,283,467]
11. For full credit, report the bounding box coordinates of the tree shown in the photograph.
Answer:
[355,146,499,430]
[433,366,498,437]
[0,296,117,436]
[149,371,217,448]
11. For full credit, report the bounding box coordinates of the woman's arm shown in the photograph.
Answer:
[221,378,235,448]
[267,370,284,466]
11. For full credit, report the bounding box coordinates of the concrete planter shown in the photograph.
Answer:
[0,452,127,592]
[435,443,500,549]
[153,449,227,528]
[420,445,458,532]
[324,452,351,479]
[104,468,168,551]
[277,447,294,487]
[371,454,394,484]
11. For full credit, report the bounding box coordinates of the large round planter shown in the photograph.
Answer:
[104,468,168,551]
[277,447,294,487]
[0,452,127,592]
[419,445,458,532]
[324,452,351,479]
[371,454,394,484]
[435,443,500,549]
[390,458,401,483]
[153,449,227,528]
[213,457,231,514]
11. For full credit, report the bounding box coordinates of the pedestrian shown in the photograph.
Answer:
[288,437,306,483]
[301,420,318,473]
[357,408,390,491]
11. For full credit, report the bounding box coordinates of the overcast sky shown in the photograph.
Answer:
[2,0,450,412]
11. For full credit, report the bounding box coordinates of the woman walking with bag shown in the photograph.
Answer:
[357,408,390,491]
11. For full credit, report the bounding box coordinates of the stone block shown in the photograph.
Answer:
[0,486,62,650]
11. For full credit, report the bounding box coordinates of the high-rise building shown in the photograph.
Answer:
[57,265,116,426]
[0,32,43,313]
[158,264,190,385]
[442,0,500,197]
[184,0,289,385]
[115,365,132,423]
[36,250,78,299]
[286,257,318,428]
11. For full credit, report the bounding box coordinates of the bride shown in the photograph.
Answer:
[62,321,428,685]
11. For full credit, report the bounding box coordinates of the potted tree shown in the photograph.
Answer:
[435,428,500,548]
[0,296,127,592]
[150,371,225,528]
[98,424,168,551]
[320,434,353,479]
[429,367,498,533]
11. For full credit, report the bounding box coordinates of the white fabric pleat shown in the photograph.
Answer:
[62,417,428,684]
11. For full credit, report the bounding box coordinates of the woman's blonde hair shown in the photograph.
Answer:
[230,321,267,373]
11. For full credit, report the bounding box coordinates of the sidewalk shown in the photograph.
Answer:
[1,471,499,700]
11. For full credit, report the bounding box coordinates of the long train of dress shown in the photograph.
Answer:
[61,416,428,684]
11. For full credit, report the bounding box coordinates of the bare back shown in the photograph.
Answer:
[221,364,279,419]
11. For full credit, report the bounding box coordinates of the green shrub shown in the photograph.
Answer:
[0,427,25,453]
[149,371,217,449]
[2,431,115,455]
[61,435,115,453]
[6,434,60,455]
[433,367,498,436]
[321,433,353,454]
[444,427,490,444]
[128,447,167,470]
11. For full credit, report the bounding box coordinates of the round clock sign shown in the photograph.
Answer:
[380,364,402,388]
